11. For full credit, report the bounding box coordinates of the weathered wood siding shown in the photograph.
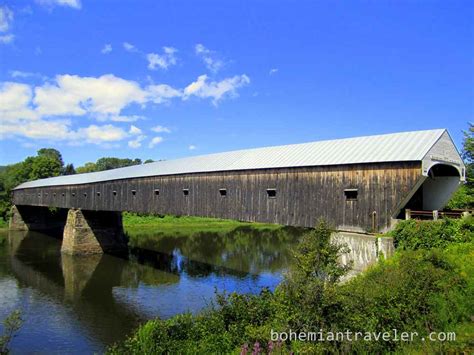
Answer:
[12,162,422,232]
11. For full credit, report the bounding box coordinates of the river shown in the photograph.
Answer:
[0,226,303,353]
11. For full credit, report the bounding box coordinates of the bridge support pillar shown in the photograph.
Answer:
[9,205,29,231]
[9,205,67,231]
[61,209,127,255]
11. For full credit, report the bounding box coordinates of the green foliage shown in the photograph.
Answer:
[110,219,474,354]
[75,162,97,174]
[336,246,472,353]
[77,157,144,173]
[123,212,281,235]
[446,184,474,209]
[109,290,277,355]
[96,157,142,171]
[29,155,63,180]
[447,123,474,208]
[37,148,64,166]
[389,218,473,250]
[0,310,23,355]
[62,163,76,175]
[0,148,67,222]
[275,221,350,333]
[462,123,474,186]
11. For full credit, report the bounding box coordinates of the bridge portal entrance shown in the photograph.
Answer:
[397,163,462,219]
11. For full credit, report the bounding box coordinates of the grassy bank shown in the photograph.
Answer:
[110,218,474,354]
[123,212,282,235]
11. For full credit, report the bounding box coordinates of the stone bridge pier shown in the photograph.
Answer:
[10,205,127,255]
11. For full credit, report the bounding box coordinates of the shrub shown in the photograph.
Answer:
[334,244,473,353]
[389,217,473,250]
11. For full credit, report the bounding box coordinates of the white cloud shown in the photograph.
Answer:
[35,0,81,10]
[128,135,146,149]
[146,84,181,104]
[75,124,128,143]
[151,125,171,134]
[269,68,278,75]
[107,114,145,122]
[188,145,196,151]
[9,70,47,81]
[34,74,147,117]
[0,118,128,145]
[183,74,250,104]
[129,125,142,135]
[149,136,163,148]
[0,6,13,32]
[0,72,251,146]
[101,44,112,54]
[0,34,13,44]
[147,47,177,70]
[123,42,137,52]
[0,82,37,121]
[10,70,35,78]
[2,73,251,120]
[0,119,71,140]
[195,44,224,73]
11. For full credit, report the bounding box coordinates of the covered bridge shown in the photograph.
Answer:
[12,129,465,234]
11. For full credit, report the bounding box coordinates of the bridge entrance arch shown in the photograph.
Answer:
[396,163,462,218]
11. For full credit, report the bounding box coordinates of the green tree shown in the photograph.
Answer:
[62,163,76,175]
[275,220,350,332]
[0,148,67,221]
[448,124,474,208]
[37,148,64,167]
[76,162,97,174]
[462,123,474,186]
[95,157,142,171]
[29,155,62,180]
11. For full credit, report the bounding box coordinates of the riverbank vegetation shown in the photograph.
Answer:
[123,212,281,235]
[109,218,473,354]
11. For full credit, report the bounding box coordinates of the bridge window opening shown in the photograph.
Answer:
[38,193,41,197]
[113,190,117,196]
[72,192,76,197]
[154,189,160,196]
[219,188,227,197]
[83,193,87,197]
[266,189,277,198]
[344,189,358,201]
[183,189,189,196]
[62,193,65,197]
[132,190,137,196]
[96,192,101,197]
[53,193,56,197]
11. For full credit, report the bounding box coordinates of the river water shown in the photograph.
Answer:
[0,226,302,353]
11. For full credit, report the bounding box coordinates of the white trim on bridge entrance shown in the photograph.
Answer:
[14,128,464,189]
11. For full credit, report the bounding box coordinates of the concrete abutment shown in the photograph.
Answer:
[61,209,128,255]
[9,205,67,231]
[332,231,395,280]
[9,205,127,255]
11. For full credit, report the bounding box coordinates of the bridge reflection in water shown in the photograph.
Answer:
[0,227,302,353]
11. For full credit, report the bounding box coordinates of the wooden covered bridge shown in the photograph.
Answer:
[10,129,465,254]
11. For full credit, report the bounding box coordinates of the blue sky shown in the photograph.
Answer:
[0,0,472,166]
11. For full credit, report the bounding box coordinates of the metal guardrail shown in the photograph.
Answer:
[405,209,472,220]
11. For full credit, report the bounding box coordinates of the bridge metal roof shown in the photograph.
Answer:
[15,129,451,189]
